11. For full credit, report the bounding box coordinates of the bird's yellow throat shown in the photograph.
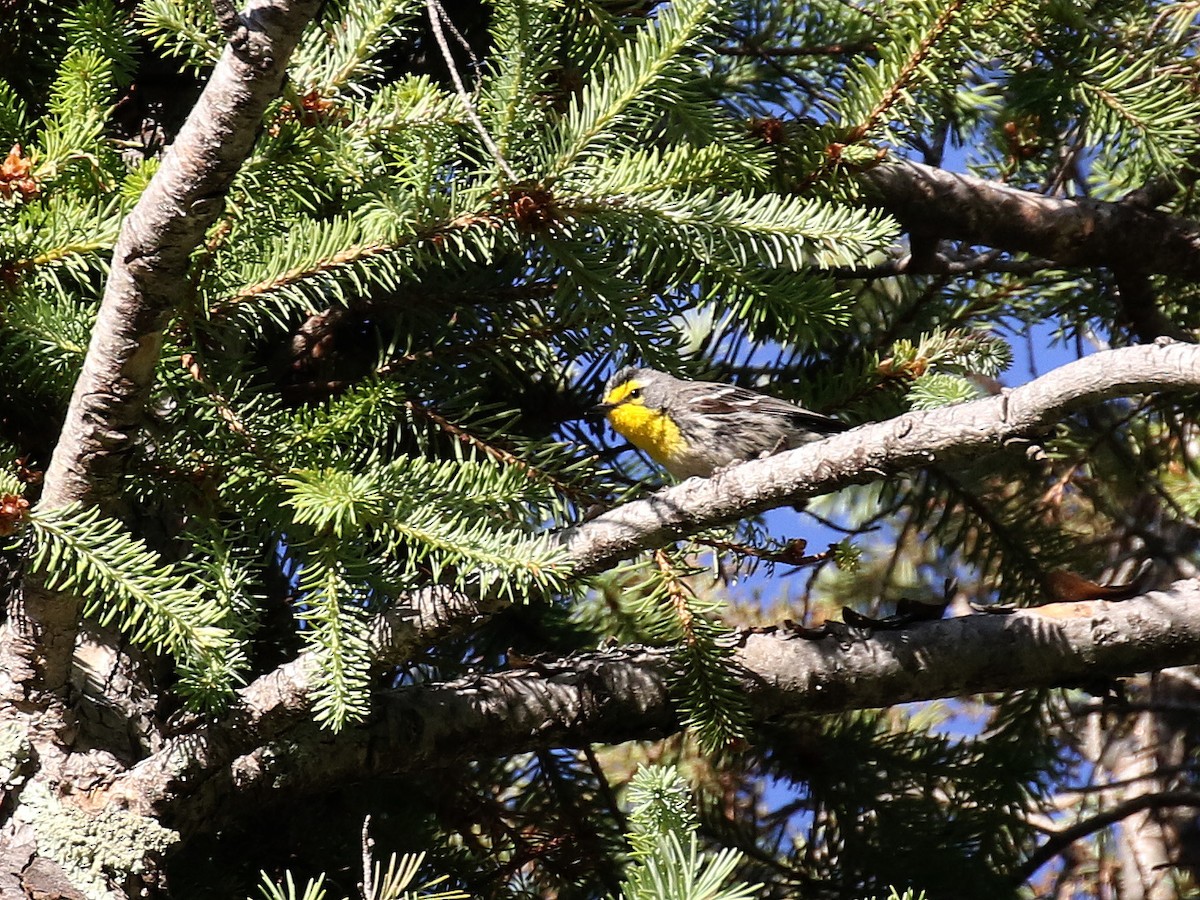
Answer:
[602,381,685,466]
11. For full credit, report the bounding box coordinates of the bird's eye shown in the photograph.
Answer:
[628,388,643,400]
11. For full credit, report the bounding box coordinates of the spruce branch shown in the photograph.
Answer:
[1074,48,1200,179]
[206,217,510,319]
[107,341,1200,818]
[179,351,283,473]
[574,188,895,270]
[139,577,1200,835]
[844,0,969,142]
[295,542,373,730]
[859,157,1200,282]
[139,0,225,71]
[550,0,720,176]
[619,765,760,900]
[649,548,749,753]
[403,398,602,507]
[210,233,394,312]
[290,0,419,92]
[561,342,1200,575]
[29,505,233,660]
[4,0,323,710]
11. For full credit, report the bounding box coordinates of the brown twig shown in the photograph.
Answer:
[1012,791,1200,883]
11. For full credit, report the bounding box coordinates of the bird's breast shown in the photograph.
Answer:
[606,405,685,467]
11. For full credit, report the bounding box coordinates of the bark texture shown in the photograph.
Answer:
[0,0,321,894]
[114,578,1200,834]
[860,158,1200,279]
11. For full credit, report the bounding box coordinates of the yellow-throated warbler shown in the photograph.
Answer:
[593,366,846,478]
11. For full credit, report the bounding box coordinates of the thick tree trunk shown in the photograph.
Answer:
[0,0,321,894]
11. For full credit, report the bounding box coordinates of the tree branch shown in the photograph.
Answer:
[105,583,496,809]
[859,158,1200,282]
[561,341,1200,575]
[43,0,320,512]
[156,577,1200,834]
[107,342,1200,815]
[0,0,322,708]
[1012,789,1200,883]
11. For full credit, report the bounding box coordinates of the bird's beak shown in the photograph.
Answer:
[588,402,615,419]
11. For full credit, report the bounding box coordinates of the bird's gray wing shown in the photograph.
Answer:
[689,382,847,434]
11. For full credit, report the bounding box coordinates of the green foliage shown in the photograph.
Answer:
[178,0,894,357]
[618,834,758,900]
[883,328,1012,409]
[618,765,761,900]
[283,457,565,591]
[63,0,138,86]
[0,286,95,399]
[292,541,374,729]
[0,81,29,145]
[39,49,119,178]
[290,0,423,94]
[258,873,328,900]
[481,0,563,165]
[5,0,1199,895]
[833,0,1034,145]
[27,506,230,658]
[28,505,243,707]
[583,550,750,754]
[906,372,981,409]
[888,327,1014,379]
[625,765,698,860]
[137,0,222,72]
[1074,46,1200,184]
[256,850,468,900]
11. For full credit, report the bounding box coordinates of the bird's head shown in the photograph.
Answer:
[592,366,665,417]
[590,366,690,470]
[591,366,681,448]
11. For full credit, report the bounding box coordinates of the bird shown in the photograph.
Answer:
[592,365,847,479]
